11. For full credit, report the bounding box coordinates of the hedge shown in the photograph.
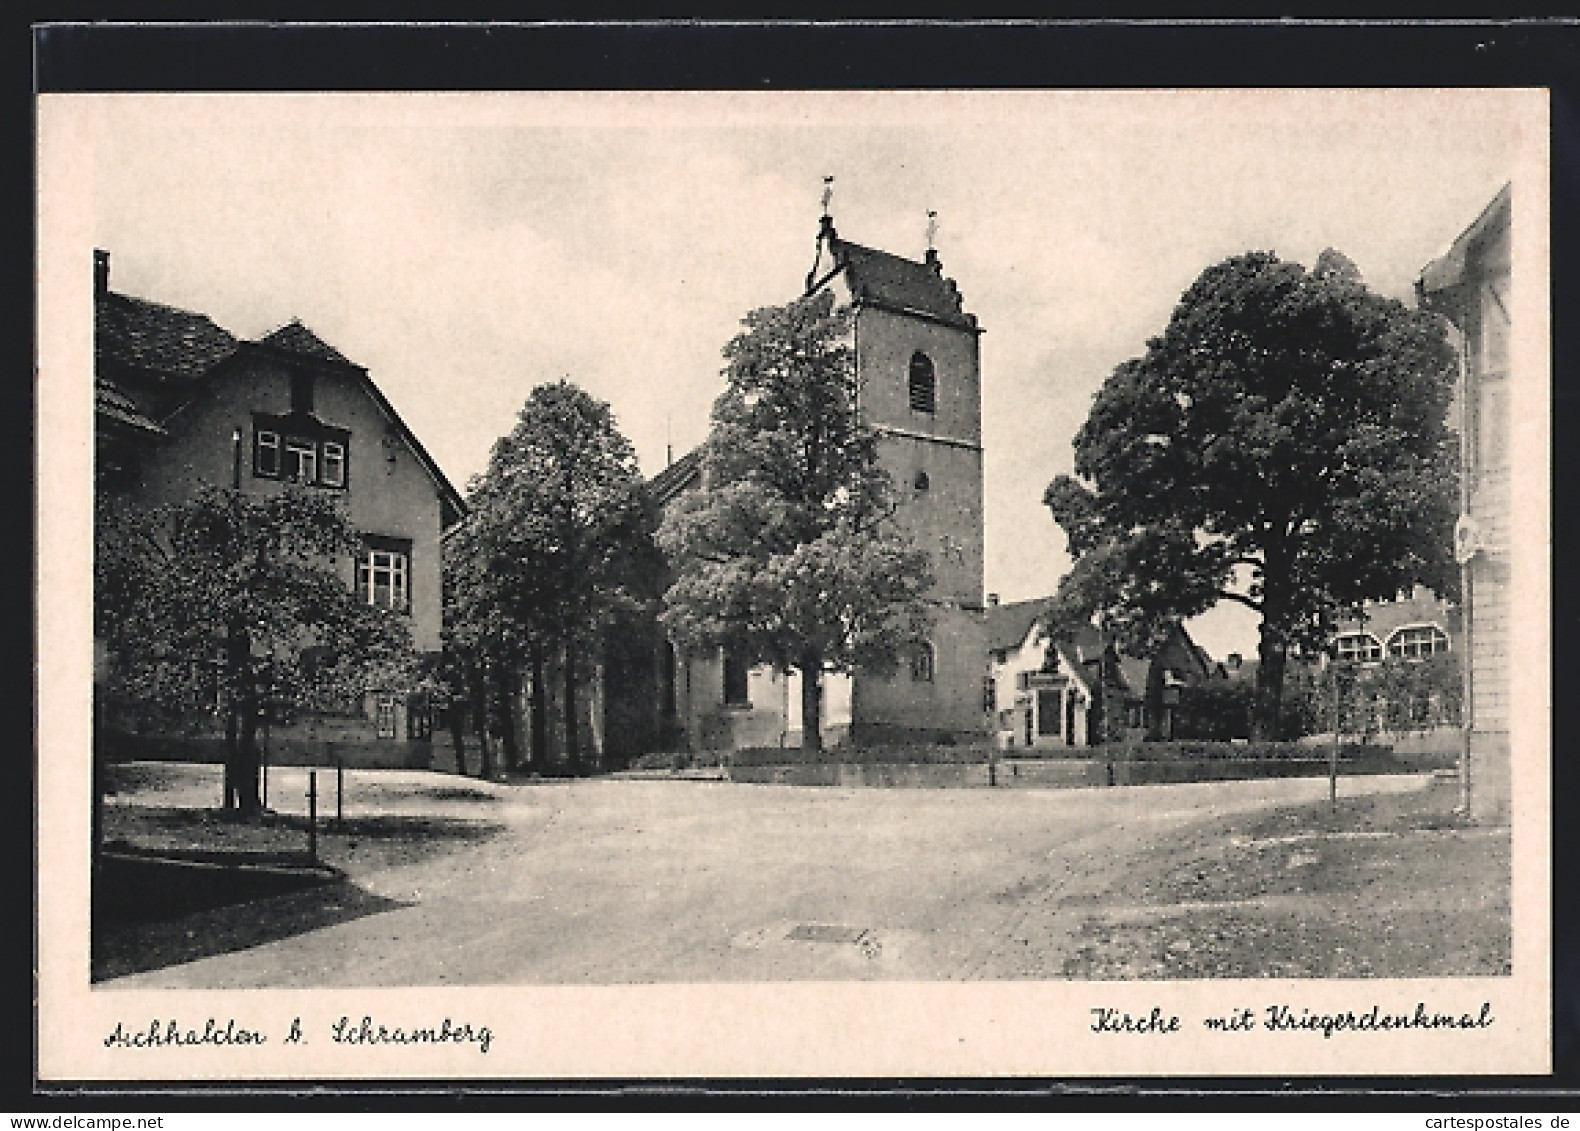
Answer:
[1098,740,1391,762]
[728,744,997,767]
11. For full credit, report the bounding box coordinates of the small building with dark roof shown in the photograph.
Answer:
[986,596,1225,748]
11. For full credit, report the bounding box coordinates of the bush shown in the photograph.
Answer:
[729,744,996,768]
[1176,683,1254,740]
[1100,740,1391,763]
[1283,653,1462,739]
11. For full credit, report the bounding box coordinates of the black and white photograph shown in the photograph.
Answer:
[37,83,1550,1080]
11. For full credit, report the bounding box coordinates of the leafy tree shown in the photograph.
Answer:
[95,486,416,815]
[445,380,658,775]
[1045,250,1459,740]
[658,291,934,751]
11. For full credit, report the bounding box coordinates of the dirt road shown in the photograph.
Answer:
[98,770,1484,988]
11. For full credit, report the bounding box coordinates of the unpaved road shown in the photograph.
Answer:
[98,771,1466,988]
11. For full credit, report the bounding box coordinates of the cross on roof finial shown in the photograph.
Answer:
[821,175,834,217]
[926,210,939,252]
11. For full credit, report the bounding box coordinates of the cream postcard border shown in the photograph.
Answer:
[35,89,1552,1081]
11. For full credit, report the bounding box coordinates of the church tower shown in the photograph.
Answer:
[805,207,988,743]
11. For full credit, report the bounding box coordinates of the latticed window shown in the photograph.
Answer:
[909,351,936,414]
[357,536,411,612]
[910,642,935,682]
[1335,632,1383,664]
[321,441,346,487]
[284,437,317,483]
[1388,625,1450,659]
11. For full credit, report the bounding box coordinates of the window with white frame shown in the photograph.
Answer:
[253,416,349,489]
[321,440,346,487]
[1335,632,1383,664]
[1388,625,1449,660]
[374,693,398,739]
[357,536,412,612]
[254,429,281,476]
[284,437,317,483]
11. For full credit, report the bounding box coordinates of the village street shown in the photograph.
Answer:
[98,769,1505,988]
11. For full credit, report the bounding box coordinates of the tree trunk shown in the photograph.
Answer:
[1252,623,1289,741]
[223,702,239,810]
[800,651,824,753]
[564,642,580,775]
[492,658,519,775]
[1143,654,1167,741]
[530,645,548,770]
[470,665,493,779]
[223,624,256,812]
[448,694,468,777]
[236,690,262,816]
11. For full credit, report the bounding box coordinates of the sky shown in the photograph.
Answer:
[61,89,1534,660]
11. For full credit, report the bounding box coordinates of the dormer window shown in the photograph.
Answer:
[909,351,936,414]
[253,414,349,489]
[254,429,280,476]
[284,437,317,483]
[322,441,346,488]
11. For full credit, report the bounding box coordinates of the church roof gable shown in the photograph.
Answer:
[834,240,977,329]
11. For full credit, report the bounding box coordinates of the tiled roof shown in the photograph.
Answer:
[95,292,240,380]
[258,320,357,366]
[985,596,1059,653]
[95,376,164,435]
[647,445,705,507]
[825,238,978,330]
[835,240,975,329]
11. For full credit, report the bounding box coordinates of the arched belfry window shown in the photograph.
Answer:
[909,352,936,414]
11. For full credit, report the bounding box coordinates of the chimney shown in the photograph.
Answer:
[986,593,1000,607]
[94,249,109,298]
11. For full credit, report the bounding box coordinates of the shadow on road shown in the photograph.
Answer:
[92,852,409,983]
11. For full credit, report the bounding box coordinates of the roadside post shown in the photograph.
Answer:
[1329,652,1342,812]
[336,756,345,826]
[308,770,318,864]
[260,700,270,810]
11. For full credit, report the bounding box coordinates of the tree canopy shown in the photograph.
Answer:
[1044,249,1459,739]
[658,290,934,750]
[444,379,659,773]
[95,485,416,813]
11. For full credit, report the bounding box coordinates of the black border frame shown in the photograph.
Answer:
[25,16,1580,1109]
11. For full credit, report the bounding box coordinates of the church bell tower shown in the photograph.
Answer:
[804,199,988,742]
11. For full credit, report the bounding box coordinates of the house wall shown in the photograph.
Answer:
[1462,201,1512,823]
[989,630,1090,749]
[135,352,447,652]
[1463,215,1512,742]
